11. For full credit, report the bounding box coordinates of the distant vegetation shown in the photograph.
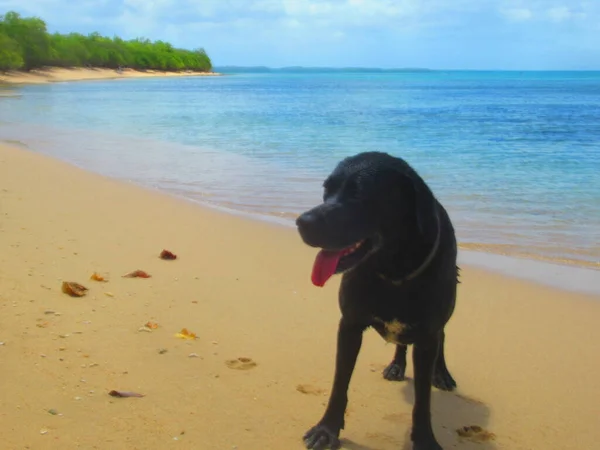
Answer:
[0,11,212,72]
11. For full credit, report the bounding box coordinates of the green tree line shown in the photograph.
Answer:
[0,11,212,72]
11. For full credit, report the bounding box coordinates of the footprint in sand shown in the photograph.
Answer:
[455,393,486,405]
[296,384,325,395]
[369,363,388,372]
[456,425,496,442]
[225,357,257,370]
[382,412,409,422]
[365,432,401,445]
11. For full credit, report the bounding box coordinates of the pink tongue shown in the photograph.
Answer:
[311,250,343,287]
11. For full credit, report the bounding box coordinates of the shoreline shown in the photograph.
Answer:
[2,140,599,296]
[0,66,223,85]
[32,143,600,288]
[0,122,597,277]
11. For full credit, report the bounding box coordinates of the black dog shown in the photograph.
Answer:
[296,152,458,450]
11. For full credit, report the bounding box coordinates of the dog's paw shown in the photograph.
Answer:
[303,424,341,450]
[383,361,406,381]
[432,368,457,391]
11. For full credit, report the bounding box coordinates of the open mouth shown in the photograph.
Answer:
[311,239,371,287]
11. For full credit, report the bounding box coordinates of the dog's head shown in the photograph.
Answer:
[296,151,438,287]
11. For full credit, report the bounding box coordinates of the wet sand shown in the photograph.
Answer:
[0,143,599,450]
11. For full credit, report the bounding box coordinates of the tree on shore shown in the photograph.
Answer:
[0,11,212,72]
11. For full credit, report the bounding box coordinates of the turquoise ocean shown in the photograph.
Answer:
[1,69,599,268]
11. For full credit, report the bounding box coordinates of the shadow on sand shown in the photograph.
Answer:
[340,377,497,450]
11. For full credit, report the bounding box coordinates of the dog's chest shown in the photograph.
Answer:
[371,317,411,345]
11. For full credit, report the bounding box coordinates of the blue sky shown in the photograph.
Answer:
[2,0,598,70]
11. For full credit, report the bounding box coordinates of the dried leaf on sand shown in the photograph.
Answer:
[175,328,197,340]
[61,281,88,297]
[122,270,151,278]
[90,272,108,282]
[159,249,177,260]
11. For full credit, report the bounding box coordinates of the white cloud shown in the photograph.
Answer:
[546,6,572,22]
[498,1,594,24]
[546,6,587,23]
[501,7,533,21]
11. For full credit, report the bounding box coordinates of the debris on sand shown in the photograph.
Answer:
[175,328,197,340]
[61,281,88,297]
[108,390,145,398]
[90,272,108,282]
[159,249,177,260]
[122,270,151,278]
[138,321,158,333]
[456,425,496,442]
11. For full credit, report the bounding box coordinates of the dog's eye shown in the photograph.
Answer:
[323,178,339,193]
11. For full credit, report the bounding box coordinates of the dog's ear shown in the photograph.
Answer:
[403,169,439,241]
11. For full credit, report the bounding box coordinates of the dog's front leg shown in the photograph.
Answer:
[303,317,364,450]
[411,335,442,450]
[383,344,408,381]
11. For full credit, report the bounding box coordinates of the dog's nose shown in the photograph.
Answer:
[296,211,317,230]
[296,211,321,246]
[296,209,330,248]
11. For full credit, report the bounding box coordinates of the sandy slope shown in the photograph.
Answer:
[0,67,221,85]
[0,143,599,450]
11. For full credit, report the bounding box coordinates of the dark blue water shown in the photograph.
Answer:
[1,70,599,266]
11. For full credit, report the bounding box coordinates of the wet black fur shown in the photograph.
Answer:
[296,152,460,450]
